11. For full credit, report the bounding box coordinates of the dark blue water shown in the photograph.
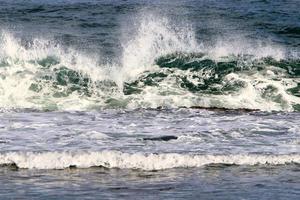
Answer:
[1,0,299,54]
[0,0,299,199]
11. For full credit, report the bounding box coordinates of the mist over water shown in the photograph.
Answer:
[0,0,299,199]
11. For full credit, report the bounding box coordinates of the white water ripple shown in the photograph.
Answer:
[1,151,299,170]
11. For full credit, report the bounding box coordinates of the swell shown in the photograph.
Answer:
[0,151,299,170]
[0,15,299,111]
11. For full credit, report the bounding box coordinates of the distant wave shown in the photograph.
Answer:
[1,151,299,170]
[0,14,299,111]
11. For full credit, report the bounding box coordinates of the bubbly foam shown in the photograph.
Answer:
[120,13,200,82]
[0,14,299,111]
[0,151,299,170]
[0,31,110,110]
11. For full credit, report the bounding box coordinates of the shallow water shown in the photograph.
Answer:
[0,165,299,199]
[0,0,299,199]
[0,109,299,199]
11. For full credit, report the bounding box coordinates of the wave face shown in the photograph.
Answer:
[0,15,299,111]
[1,151,299,170]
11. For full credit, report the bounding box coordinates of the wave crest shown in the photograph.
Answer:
[0,15,299,111]
[1,151,299,170]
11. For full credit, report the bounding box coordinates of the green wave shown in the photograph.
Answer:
[124,53,300,110]
[1,52,300,111]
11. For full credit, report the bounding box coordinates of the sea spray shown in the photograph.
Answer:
[0,15,299,111]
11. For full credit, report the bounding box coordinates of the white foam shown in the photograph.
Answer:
[0,31,111,110]
[0,14,299,111]
[0,151,299,170]
[120,13,200,82]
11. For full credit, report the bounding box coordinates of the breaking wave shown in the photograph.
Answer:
[1,151,299,170]
[0,15,299,111]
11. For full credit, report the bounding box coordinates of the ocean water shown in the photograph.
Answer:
[0,0,299,199]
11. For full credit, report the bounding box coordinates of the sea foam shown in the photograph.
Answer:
[0,14,299,111]
[0,151,299,170]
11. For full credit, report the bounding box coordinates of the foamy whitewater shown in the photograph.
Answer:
[0,0,299,199]
[0,14,299,111]
[1,151,300,170]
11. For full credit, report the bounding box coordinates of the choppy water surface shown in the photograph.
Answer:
[0,0,299,199]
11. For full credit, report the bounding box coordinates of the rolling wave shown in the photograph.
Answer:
[1,151,299,170]
[0,15,299,111]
